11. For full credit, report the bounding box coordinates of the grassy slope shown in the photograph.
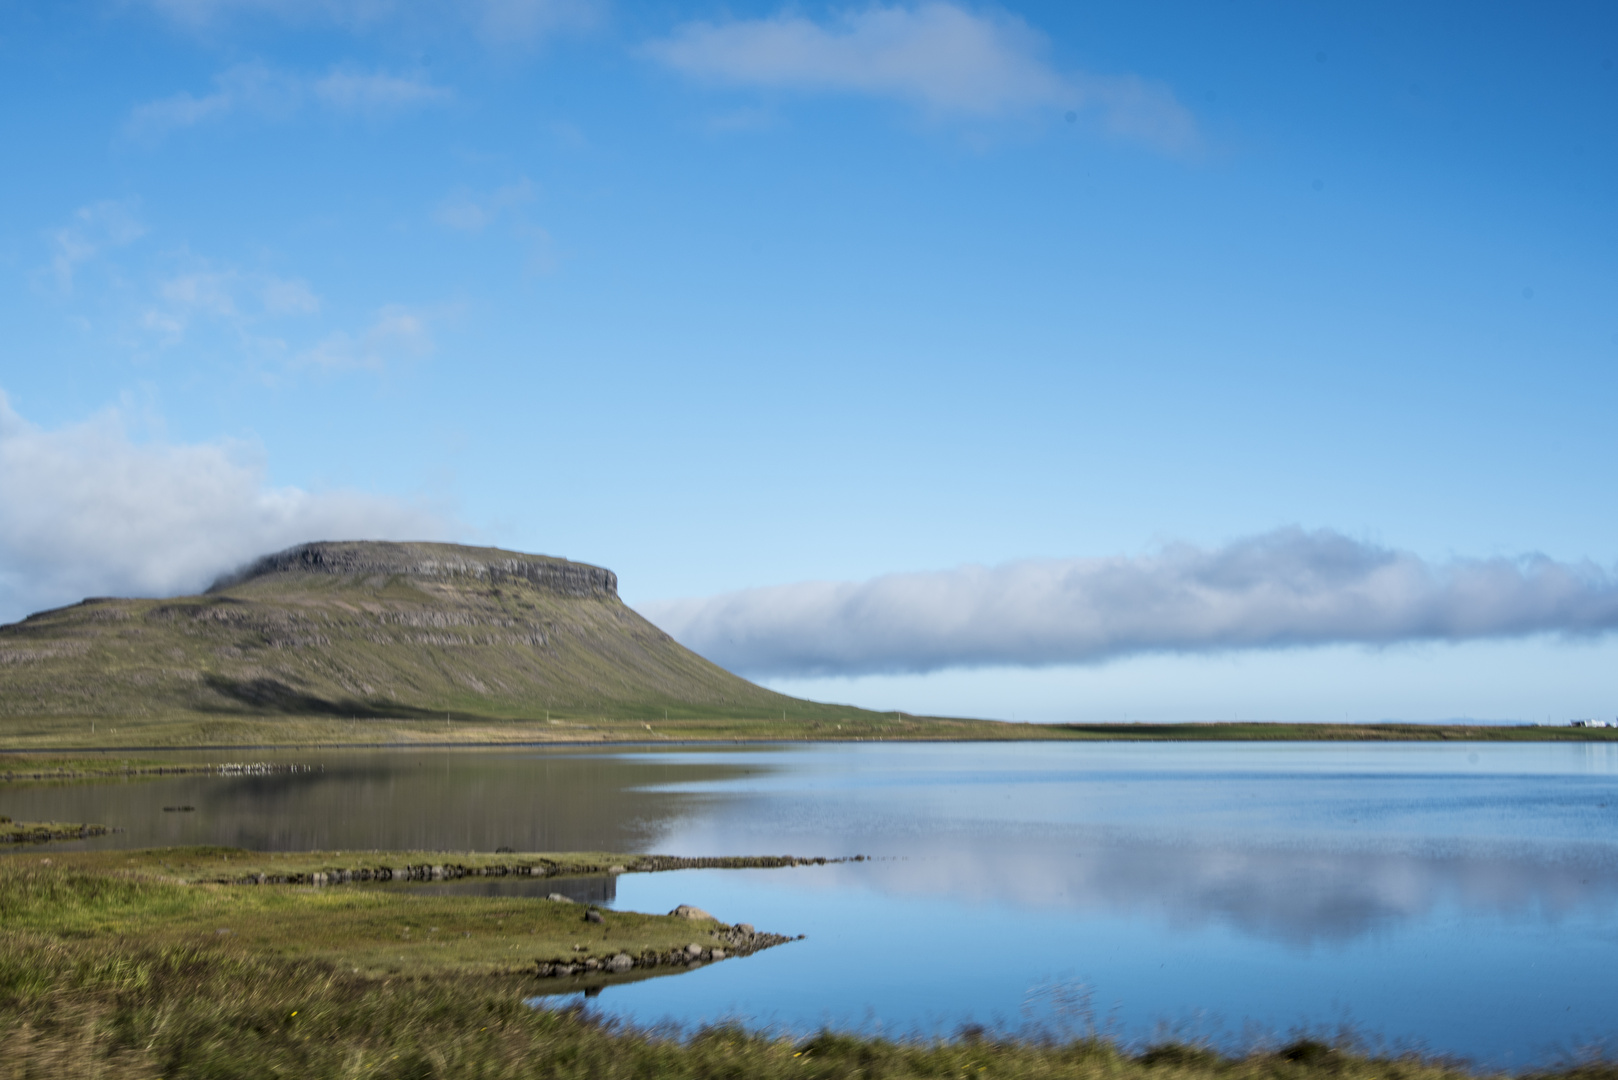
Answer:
[0,541,885,731]
[2,850,1609,1076]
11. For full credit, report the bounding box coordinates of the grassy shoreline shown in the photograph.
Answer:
[0,817,114,843]
[0,847,797,979]
[3,714,1617,752]
[2,847,1610,1078]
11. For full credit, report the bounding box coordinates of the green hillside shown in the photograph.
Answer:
[0,541,827,727]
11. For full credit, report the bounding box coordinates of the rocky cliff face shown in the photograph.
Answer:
[209,541,618,598]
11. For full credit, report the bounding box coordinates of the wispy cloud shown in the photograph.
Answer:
[46,201,145,292]
[644,2,1197,151]
[433,179,557,273]
[294,304,433,371]
[126,62,449,140]
[435,179,536,233]
[640,529,1618,677]
[0,391,451,623]
[139,262,320,346]
[138,0,598,45]
[46,217,422,377]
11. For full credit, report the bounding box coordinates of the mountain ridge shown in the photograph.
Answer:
[0,540,814,723]
[206,540,619,598]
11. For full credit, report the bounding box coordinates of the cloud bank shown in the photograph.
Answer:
[645,2,1197,151]
[640,530,1618,677]
[0,392,451,623]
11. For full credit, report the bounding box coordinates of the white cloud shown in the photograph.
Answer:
[0,391,451,623]
[138,0,598,44]
[311,68,451,109]
[140,263,319,346]
[46,200,145,292]
[466,0,598,44]
[140,0,390,28]
[158,270,239,316]
[126,62,448,141]
[645,2,1197,151]
[295,304,433,371]
[639,529,1618,677]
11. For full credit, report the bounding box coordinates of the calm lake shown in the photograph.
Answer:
[4,740,1617,1065]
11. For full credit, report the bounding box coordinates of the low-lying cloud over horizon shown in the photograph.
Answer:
[0,392,452,623]
[640,530,1618,677]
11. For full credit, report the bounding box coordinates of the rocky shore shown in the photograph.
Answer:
[0,817,114,843]
[534,909,797,978]
[225,853,855,887]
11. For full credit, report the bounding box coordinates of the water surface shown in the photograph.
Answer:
[4,741,1616,1064]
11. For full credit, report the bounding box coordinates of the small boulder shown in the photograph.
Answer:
[684,943,703,957]
[735,923,754,935]
[669,905,714,921]
[606,953,634,972]
[547,893,575,903]
[710,948,725,960]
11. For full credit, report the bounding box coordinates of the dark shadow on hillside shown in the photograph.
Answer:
[200,675,500,723]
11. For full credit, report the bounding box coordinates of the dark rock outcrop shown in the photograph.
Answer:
[209,541,617,598]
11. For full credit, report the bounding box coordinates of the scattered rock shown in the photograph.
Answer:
[547,893,575,903]
[534,923,795,979]
[670,905,714,921]
[735,923,754,935]
[584,909,604,924]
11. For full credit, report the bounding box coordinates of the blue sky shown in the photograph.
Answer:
[2,1,1615,723]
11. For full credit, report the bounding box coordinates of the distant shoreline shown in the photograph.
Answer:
[3,716,1617,755]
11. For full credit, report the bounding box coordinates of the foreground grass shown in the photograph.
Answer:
[3,916,1610,1080]
[0,850,765,978]
[4,714,1617,751]
[3,852,1613,1079]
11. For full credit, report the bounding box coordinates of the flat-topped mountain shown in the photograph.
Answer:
[0,541,807,723]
